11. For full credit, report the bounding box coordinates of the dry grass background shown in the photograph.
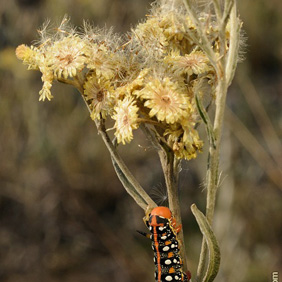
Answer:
[0,0,282,281]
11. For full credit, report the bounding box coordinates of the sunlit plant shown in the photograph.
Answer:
[16,0,242,281]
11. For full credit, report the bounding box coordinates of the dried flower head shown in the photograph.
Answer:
[46,35,89,79]
[87,44,120,80]
[14,0,237,160]
[116,68,149,99]
[136,77,190,124]
[165,121,203,160]
[112,97,139,144]
[133,17,168,59]
[166,50,213,76]
[84,73,115,120]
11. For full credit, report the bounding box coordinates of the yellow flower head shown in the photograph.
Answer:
[87,44,120,80]
[116,68,149,99]
[136,77,190,123]
[170,50,212,76]
[112,97,139,144]
[84,74,115,120]
[182,119,203,157]
[133,17,168,58]
[165,121,203,160]
[47,36,89,79]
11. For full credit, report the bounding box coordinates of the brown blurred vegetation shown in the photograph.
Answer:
[0,0,281,281]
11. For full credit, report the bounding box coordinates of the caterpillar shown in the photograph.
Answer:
[139,206,191,282]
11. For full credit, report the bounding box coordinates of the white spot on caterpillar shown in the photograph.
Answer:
[165,276,173,281]
[165,259,172,265]
[162,246,169,251]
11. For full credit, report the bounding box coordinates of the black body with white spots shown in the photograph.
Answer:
[144,207,191,282]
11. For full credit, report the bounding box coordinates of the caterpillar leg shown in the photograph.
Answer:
[171,218,182,233]
[137,230,151,239]
[186,270,192,281]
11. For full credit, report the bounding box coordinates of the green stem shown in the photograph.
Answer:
[195,1,241,279]
[197,62,227,282]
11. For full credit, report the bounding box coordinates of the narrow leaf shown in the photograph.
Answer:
[112,157,147,210]
[195,94,216,149]
[191,204,220,282]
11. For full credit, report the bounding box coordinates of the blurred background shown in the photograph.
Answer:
[0,0,281,281]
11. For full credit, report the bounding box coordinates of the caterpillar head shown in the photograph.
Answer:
[149,206,172,227]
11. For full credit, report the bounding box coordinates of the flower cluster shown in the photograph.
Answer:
[16,1,227,160]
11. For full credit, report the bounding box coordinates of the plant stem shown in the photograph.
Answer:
[95,119,157,210]
[158,148,188,272]
[196,78,226,281]
[140,123,189,270]
[195,1,240,279]
[76,83,156,211]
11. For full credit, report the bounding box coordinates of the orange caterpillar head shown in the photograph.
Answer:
[150,206,172,219]
[148,206,182,234]
[149,206,172,227]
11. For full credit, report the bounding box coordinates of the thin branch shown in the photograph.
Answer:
[212,0,222,19]
[112,156,148,210]
[95,119,157,210]
[141,122,188,271]
[197,67,227,282]
[75,83,157,210]
[137,118,167,129]
[183,0,218,68]
[222,0,235,28]
[139,123,164,152]
[197,1,239,278]
[57,77,84,92]
[159,148,188,272]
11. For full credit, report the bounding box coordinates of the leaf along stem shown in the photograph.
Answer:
[95,119,157,210]
[75,81,156,211]
[191,204,220,282]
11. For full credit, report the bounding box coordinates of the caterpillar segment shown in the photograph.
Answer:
[141,206,191,282]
